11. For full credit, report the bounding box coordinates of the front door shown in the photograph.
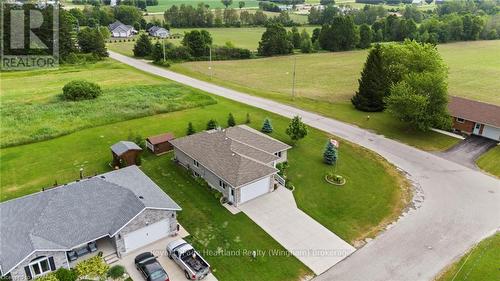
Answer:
[473,123,481,135]
[229,188,235,203]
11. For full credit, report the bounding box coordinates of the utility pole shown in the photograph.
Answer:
[208,46,213,80]
[291,56,297,100]
[162,39,166,62]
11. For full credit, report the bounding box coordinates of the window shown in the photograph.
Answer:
[219,180,227,189]
[475,123,481,129]
[456,118,465,123]
[193,171,200,177]
[193,160,199,167]
[275,151,282,157]
[29,256,52,277]
[231,189,234,196]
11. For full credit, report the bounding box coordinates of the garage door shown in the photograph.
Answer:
[481,125,500,141]
[123,219,170,253]
[240,176,271,204]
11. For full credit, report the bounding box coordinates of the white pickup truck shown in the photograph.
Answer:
[166,239,210,280]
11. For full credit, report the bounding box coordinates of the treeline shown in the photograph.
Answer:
[132,30,252,64]
[68,5,147,30]
[307,1,500,53]
[163,3,299,28]
[72,0,159,10]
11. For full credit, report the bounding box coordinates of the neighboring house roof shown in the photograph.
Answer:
[111,141,142,156]
[225,125,291,154]
[449,96,500,128]
[0,166,180,275]
[170,126,284,187]
[108,21,134,33]
[146,133,175,145]
[148,26,167,33]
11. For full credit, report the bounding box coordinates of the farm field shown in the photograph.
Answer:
[0,60,215,147]
[436,233,500,281]
[173,40,500,105]
[147,0,260,13]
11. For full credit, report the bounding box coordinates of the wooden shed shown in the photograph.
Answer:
[146,133,175,155]
[111,141,142,168]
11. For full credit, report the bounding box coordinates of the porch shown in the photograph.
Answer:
[68,237,116,267]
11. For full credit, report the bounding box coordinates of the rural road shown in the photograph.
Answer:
[109,51,500,281]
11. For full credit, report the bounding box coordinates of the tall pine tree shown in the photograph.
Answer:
[227,113,236,127]
[261,118,273,133]
[351,44,389,112]
[323,141,337,165]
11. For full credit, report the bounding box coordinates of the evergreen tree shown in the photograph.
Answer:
[133,33,152,57]
[151,41,164,63]
[77,28,108,58]
[351,44,389,112]
[290,27,301,49]
[358,24,372,49]
[187,122,196,135]
[227,113,236,127]
[206,119,218,130]
[245,113,251,124]
[261,118,273,133]
[286,115,308,143]
[323,141,337,165]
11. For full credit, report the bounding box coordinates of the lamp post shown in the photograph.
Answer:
[208,45,213,80]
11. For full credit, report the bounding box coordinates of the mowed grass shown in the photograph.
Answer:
[173,40,500,105]
[171,59,458,151]
[107,26,319,55]
[436,233,500,281]
[0,60,215,147]
[476,146,500,178]
[142,155,311,281]
[0,95,407,244]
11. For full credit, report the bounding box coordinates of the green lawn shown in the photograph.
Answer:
[0,60,215,147]
[0,95,406,245]
[142,154,311,280]
[476,146,500,178]
[436,233,500,281]
[107,26,319,55]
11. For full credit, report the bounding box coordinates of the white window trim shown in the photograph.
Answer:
[456,117,465,124]
[29,256,51,278]
[193,160,199,167]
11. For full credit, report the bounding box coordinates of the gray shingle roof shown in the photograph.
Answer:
[111,141,142,156]
[226,125,291,154]
[108,21,134,33]
[0,166,180,275]
[170,125,289,188]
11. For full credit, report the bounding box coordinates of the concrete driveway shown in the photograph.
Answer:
[116,227,218,281]
[110,52,500,281]
[238,187,355,275]
[437,135,498,169]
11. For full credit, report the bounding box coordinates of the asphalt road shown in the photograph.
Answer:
[109,52,500,281]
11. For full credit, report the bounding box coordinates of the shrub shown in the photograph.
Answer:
[261,118,273,133]
[107,265,125,279]
[206,119,218,130]
[61,80,102,101]
[34,273,58,281]
[74,256,109,279]
[55,268,77,281]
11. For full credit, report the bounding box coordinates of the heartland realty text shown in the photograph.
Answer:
[198,248,351,258]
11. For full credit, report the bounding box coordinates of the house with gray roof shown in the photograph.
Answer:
[108,21,136,38]
[170,125,291,206]
[0,166,181,280]
[148,26,169,38]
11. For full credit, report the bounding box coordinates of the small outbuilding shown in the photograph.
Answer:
[111,141,142,167]
[146,133,175,155]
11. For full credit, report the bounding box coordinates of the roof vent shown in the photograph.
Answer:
[100,176,105,179]
[138,196,144,200]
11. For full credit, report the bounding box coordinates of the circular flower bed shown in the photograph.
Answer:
[325,173,346,186]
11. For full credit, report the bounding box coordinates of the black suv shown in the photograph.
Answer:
[134,252,169,281]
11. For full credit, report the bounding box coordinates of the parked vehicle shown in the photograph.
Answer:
[135,252,169,281]
[166,239,210,280]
